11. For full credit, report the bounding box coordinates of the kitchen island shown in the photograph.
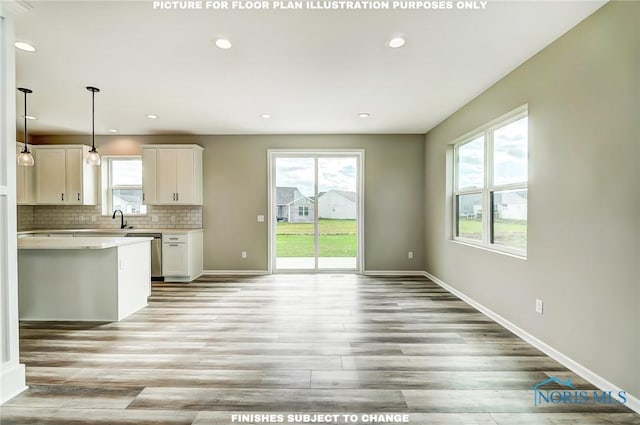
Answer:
[17,236,152,321]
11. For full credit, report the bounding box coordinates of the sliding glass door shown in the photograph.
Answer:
[270,151,363,272]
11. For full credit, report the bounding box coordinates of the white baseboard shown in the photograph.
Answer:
[0,362,27,404]
[423,271,640,414]
[363,270,427,276]
[204,270,427,276]
[202,270,269,276]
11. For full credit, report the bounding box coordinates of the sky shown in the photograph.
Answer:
[457,116,528,190]
[111,158,143,185]
[275,157,357,197]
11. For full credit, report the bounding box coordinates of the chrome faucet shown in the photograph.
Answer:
[112,209,127,229]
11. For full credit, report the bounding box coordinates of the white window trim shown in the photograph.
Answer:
[452,105,528,258]
[101,156,147,216]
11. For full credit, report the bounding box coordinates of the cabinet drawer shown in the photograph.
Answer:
[162,234,187,243]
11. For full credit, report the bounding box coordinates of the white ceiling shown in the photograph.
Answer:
[14,0,605,136]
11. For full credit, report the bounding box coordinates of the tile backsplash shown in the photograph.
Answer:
[17,206,34,231]
[18,205,202,230]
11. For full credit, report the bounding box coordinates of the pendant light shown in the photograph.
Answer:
[86,86,101,166]
[16,87,35,167]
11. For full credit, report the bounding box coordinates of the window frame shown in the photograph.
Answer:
[103,156,147,216]
[298,206,309,217]
[452,105,528,257]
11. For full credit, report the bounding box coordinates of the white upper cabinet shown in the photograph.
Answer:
[142,148,157,205]
[16,143,35,205]
[65,148,83,204]
[142,145,203,205]
[34,145,97,205]
[35,148,65,204]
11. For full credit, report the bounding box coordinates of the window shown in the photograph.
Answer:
[298,206,309,216]
[453,107,528,255]
[105,157,147,215]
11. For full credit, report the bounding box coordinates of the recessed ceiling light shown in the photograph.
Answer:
[215,38,232,50]
[146,114,158,119]
[107,129,119,133]
[15,41,36,52]
[387,37,406,49]
[24,115,37,120]
[358,113,371,118]
[260,114,271,119]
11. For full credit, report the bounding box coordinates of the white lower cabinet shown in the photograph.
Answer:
[162,241,188,276]
[162,231,203,281]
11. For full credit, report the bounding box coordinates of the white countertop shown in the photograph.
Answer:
[18,236,153,250]
[18,228,204,236]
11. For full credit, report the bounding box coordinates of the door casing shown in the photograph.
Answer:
[267,149,365,274]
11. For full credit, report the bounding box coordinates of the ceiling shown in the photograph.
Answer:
[14,0,605,136]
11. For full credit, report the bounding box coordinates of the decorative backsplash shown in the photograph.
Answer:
[18,205,202,231]
[17,206,34,231]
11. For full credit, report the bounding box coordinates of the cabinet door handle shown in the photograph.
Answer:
[169,244,179,247]
[172,193,175,201]
[176,192,179,201]
[143,192,145,202]
[77,193,80,201]
[61,193,64,201]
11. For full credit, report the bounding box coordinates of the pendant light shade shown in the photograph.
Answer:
[17,87,35,167]
[86,86,101,166]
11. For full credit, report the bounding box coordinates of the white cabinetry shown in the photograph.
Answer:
[162,231,203,282]
[16,143,35,205]
[142,148,157,204]
[142,145,203,205]
[162,236,188,276]
[34,145,97,205]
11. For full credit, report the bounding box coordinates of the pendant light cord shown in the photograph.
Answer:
[91,89,95,150]
[24,91,28,152]
[85,86,100,153]
[18,88,32,154]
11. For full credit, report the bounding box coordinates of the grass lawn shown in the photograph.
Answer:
[276,219,356,257]
[458,217,527,250]
[276,219,356,235]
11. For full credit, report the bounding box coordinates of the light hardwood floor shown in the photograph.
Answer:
[1,274,639,424]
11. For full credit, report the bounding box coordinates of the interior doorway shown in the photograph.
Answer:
[268,150,364,273]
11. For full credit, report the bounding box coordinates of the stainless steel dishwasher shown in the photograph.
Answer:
[126,233,163,280]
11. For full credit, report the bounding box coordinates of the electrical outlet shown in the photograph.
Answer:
[535,299,544,315]
[170,215,176,223]
[119,259,125,270]
[151,215,159,222]
[257,215,265,222]
[79,215,85,223]
[408,251,414,259]
[241,251,247,259]
[91,215,97,222]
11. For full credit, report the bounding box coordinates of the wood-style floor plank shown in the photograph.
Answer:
[1,274,637,424]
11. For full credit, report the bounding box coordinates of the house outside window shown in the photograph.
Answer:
[106,157,147,215]
[453,106,528,256]
[298,206,309,217]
